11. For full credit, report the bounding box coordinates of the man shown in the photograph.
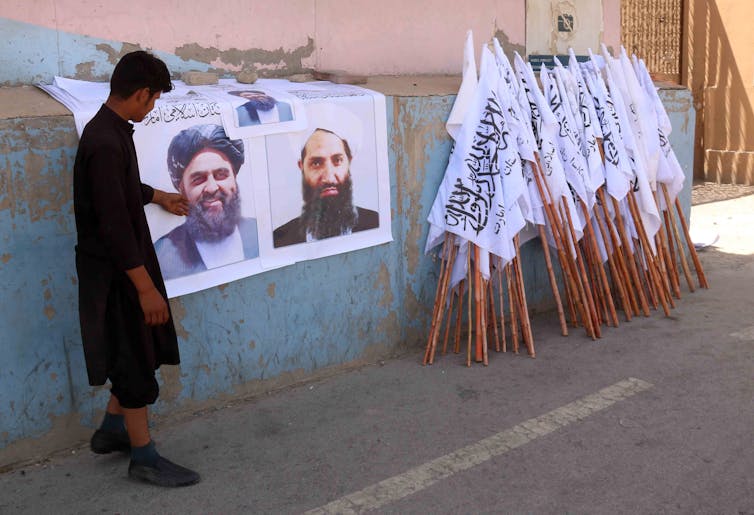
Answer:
[273,128,379,248]
[229,90,293,126]
[155,124,259,280]
[74,51,199,487]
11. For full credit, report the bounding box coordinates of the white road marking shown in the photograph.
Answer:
[730,326,754,340]
[305,377,653,515]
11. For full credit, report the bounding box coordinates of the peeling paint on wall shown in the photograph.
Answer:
[74,61,98,82]
[267,283,276,298]
[97,42,144,65]
[374,263,393,308]
[493,26,526,61]
[0,118,77,222]
[391,97,453,276]
[174,38,315,76]
[168,298,190,339]
[158,365,183,403]
[72,43,146,81]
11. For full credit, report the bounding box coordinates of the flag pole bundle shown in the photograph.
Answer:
[423,32,707,366]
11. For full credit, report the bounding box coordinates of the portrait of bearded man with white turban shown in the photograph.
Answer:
[155,124,259,279]
[272,103,379,248]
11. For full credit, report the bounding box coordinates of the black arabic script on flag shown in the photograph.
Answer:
[445,92,508,235]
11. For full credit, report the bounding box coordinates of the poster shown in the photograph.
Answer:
[38,78,392,298]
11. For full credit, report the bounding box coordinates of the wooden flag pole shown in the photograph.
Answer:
[581,236,604,326]
[560,201,598,338]
[426,237,458,364]
[481,278,489,365]
[466,243,472,367]
[667,185,708,288]
[655,231,676,308]
[560,199,602,337]
[654,191,681,299]
[581,202,619,327]
[474,245,483,363]
[610,195,651,316]
[496,259,508,353]
[626,191,671,317]
[657,210,681,299]
[538,225,568,335]
[662,207,683,297]
[532,157,595,338]
[488,278,501,352]
[561,258,580,328]
[453,280,464,354]
[514,236,536,357]
[592,198,633,321]
[661,185,695,292]
[637,247,659,309]
[441,284,456,356]
[424,233,450,364]
[654,226,678,306]
[505,262,520,353]
[597,190,639,317]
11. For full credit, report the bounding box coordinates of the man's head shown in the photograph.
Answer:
[297,128,357,239]
[167,125,245,242]
[228,90,277,112]
[109,51,173,122]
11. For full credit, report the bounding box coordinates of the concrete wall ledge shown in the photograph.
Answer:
[0,76,463,121]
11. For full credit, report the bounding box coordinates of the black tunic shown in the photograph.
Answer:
[272,206,379,248]
[73,105,179,386]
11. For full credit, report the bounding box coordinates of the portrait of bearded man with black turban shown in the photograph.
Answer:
[155,124,259,279]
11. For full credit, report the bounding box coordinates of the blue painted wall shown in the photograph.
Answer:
[0,17,216,86]
[0,86,695,468]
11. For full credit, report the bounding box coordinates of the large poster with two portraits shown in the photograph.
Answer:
[46,78,392,297]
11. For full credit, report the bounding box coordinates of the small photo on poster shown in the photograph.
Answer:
[200,80,306,140]
[229,89,294,127]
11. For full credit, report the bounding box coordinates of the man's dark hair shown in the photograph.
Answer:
[110,51,173,99]
[300,129,352,162]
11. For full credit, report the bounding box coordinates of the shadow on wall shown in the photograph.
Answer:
[687,0,754,184]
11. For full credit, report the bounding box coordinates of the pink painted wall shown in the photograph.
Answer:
[602,0,622,51]
[1,0,620,75]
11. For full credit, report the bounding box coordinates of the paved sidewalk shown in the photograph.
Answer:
[1,191,753,514]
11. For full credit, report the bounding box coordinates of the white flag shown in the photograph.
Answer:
[541,64,592,232]
[514,53,583,250]
[426,46,519,263]
[493,40,546,228]
[599,49,661,250]
[446,30,477,141]
[582,52,633,201]
[566,51,606,194]
[633,56,685,209]
[618,46,661,192]
[633,56,671,136]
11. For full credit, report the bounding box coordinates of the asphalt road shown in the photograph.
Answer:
[1,196,752,514]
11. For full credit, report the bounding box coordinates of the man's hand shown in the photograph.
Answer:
[125,266,170,326]
[153,189,189,216]
[138,287,170,326]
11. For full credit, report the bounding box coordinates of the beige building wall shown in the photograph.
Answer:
[685,0,754,183]
[1,0,620,77]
